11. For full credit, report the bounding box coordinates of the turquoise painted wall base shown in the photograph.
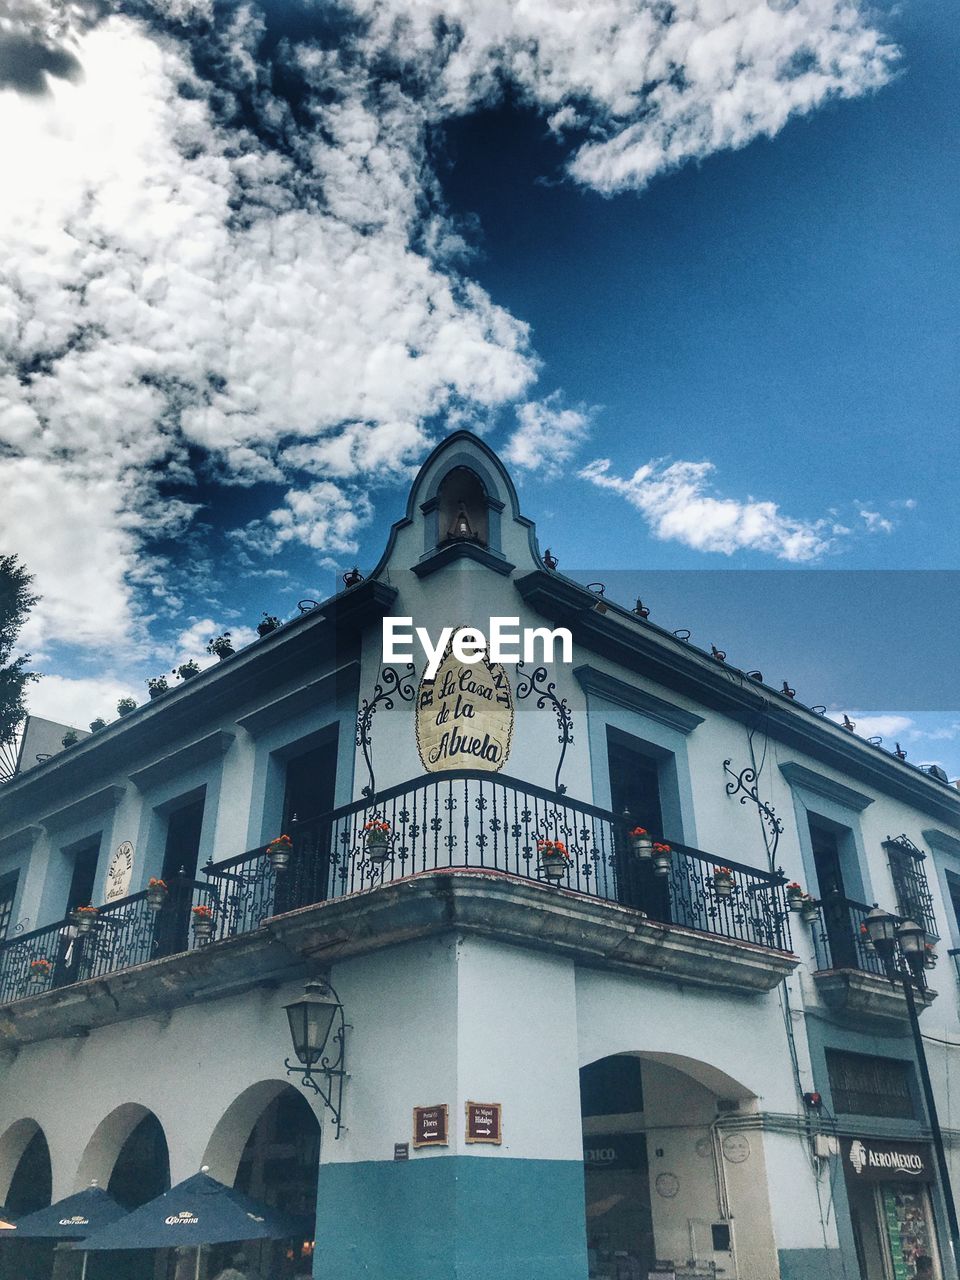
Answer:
[778,1247,847,1279]
[313,1156,589,1279]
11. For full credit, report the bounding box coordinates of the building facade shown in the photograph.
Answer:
[0,431,959,1280]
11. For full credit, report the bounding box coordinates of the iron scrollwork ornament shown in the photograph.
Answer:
[356,663,416,796]
[723,758,784,863]
[516,661,574,794]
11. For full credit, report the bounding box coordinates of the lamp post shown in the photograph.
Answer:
[283,979,348,1138]
[864,907,960,1265]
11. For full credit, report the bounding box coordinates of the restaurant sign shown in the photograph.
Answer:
[842,1138,931,1182]
[416,638,513,773]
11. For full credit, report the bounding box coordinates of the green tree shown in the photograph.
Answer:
[0,555,39,746]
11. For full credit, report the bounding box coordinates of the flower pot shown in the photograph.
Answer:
[712,876,733,899]
[924,953,937,970]
[541,856,568,884]
[365,836,390,865]
[652,852,672,877]
[29,968,50,986]
[630,836,653,859]
[801,906,820,925]
[268,846,291,872]
[145,884,167,911]
[192,918,214,945]
[72,912,97,935]
[213,644,235,660]
[257,620,279,637]
[787,891,804,912]
[148,685,167,699]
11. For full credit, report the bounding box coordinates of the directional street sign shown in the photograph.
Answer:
[465,1101,502,1145]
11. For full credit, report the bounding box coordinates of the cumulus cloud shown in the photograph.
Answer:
[580,456,834,561]
[26,673,139,730]
[0,0,898,654]
[504,393,595,478]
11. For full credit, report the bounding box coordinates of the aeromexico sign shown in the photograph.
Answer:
[415,637,514,772]
[843,1138,930,1182]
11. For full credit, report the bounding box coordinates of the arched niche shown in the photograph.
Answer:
[0,1119,51,1214]
[437,467,489,547]
[74,1104,170,1209]
[201,1079,321,1202]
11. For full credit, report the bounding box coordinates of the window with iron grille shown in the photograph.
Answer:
[0,873,19,942]
[885,835,938,940]
[825,1049,915,1119]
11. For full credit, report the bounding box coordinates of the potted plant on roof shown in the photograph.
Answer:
[266,834,293,872]
[537,838,571,884]
[651,842,673,877]
[257,613,281,637]
[145,878,168,911]
[173,660,201,682]
[89,717,107,732]
[363,820,391,864]
[800,894,820,925]
[147,675,169,699]
[711,867,735,899]
[629,827,653,859]
[61,728,79,748]
[191,904,215,945]
[786,882,805,911]
[207,633,235,660]
[71,905,99,935]
[116,697,137,716]
[28,958,52,987]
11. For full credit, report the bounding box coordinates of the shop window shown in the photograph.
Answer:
[826,1050,915,1119]
[580,1055,644,1117]
[0,871,18,940]
[884,835,938,940]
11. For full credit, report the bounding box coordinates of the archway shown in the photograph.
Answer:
[580,1051,773,1280]
[72,1106,170,1280]
[0,1120,52,1280]
[202,1081,321,1279]
[438,467,489,546]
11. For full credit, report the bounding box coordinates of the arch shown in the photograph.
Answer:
[74,1103,170,1206]
[200,1079,296,1186]
[579,1048,757,1103]
[0,1119,51,1212]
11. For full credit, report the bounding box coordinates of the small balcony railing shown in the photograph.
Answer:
[812,894,901,977]
[0,874,209,1005]
[0,771,792,1006]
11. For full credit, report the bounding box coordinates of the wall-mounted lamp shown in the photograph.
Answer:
[284,979,348,1138]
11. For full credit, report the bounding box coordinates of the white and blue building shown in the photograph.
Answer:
[1,432,959,1280]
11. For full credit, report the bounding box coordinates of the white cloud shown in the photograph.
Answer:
[858,508,894,534]
[0,0,899,657]
[26,674,138,730]
[170,618,259,670]
[579,456,834,561]
[504,392,595,478]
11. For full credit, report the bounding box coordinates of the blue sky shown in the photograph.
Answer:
[1,0,957,776]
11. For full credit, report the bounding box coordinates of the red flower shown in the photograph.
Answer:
[192,904,214,920]
[629,827,649,838]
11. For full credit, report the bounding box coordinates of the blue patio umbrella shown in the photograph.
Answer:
[79,1169,309,1280]
[0,1183,125,1278]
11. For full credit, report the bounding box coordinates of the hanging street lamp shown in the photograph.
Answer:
[283,979,348,1139]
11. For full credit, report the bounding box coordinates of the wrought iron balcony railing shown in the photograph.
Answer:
[203,770,792,951]
[0,771,792,1005]
[812,893,900,977]
[0,874,208,1005]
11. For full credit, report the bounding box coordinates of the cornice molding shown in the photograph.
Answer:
[573,665,704,736]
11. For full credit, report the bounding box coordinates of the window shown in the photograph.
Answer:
[282,741,338,828]
[885,835,938,940]
[65,838,100,913]
[945,870,960,942]
[825,1050,915,1119]
[0,872,19,941]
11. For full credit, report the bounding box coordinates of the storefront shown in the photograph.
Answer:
[841,1138,944,1280]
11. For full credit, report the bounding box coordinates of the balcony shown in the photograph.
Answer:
[0,771,797,1031]
[811,893,937,1024]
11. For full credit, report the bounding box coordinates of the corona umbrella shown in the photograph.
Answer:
[79,1168,309,1280]
[2,1184,125,1278]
